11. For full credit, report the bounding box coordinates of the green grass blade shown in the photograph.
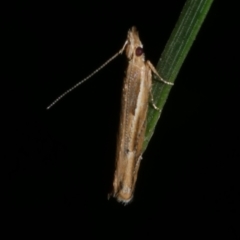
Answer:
[143,0,214,152]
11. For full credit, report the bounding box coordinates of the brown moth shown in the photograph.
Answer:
[111,27,173,204]
[47,26,173,205]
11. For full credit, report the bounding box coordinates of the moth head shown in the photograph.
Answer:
[126,26,145,61]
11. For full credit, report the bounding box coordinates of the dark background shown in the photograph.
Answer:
[3,0,239,237]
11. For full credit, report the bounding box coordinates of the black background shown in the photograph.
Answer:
[3,0,239,238]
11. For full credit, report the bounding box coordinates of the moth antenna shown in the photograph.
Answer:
[46,40,128,110]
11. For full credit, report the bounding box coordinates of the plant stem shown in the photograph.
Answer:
[143,0,214,152]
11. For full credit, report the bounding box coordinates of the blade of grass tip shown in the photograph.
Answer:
[143,0,214,152]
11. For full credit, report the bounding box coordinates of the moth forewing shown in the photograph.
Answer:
[112,27,153,204]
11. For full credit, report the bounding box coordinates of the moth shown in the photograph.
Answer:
[111,27,173,204]
[47,26,173,205]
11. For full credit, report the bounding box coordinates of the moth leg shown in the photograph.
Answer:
[150,90,160,111]
[146,61,174,85]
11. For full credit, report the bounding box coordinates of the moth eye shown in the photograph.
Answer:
[135,47,143,56]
